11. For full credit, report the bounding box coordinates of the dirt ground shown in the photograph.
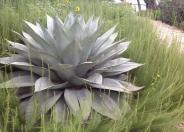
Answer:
[151,20,184,51]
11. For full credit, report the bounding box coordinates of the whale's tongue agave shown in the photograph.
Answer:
[0,13,143,123]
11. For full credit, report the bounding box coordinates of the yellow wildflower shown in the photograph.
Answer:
[75,6,80,13]
[156,74,161,78]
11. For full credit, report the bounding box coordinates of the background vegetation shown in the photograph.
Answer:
[0,0,184,131]
[159,0,184,30]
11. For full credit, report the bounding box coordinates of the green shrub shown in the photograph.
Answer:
[160,1,176,25]
[179,21,184,31]
[172,0,184,24]
[160,0,184,30]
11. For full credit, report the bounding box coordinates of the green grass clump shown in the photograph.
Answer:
[0,0,184,131]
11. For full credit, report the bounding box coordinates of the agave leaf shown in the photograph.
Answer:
[84,16,94,35]
[108,92,130,113]
[67,17,83,40]
[53,98,66,122]
[24,42,59,64]
[13,32,59,65]
[15,33,52,64]
[7,40,28,54]
[93,78,143,93]
[19,93,33,100]
[110,62,142,72]
[53,16,70,54]
[64,13,75,29]
[35,77,70,92]
[10,62,46,75]
[29,50,59,65]
[120,81,144,92]
[51,64,76,80]
[24,21,44,38]
[34,77,53,92]
[85,17,99,37]
[0,75,37,88]
[98,25,117,42]
[66,76,91,85]
[23,26,58,59]
[64,89,79,114]
[47,15,64,35]
[55,16,64,26]
[95,57,130,70]
[91,90,121,120]
[64,88,92,120]
[22,30,56,56]
[102,62,143,76]
[79,30,99,63]
[20,98,30,117]
[51,64,94,86]
[22,31,40,47]
[87,73,103,84]
[38,24,59,56]
[91,25,116,55]
[61,41,82,66]
[75,62,95,77]
[13,31,39,50]
[68,73,103,86]
[95,32,118,55]
[96,38,126,55]
[47,15,54,35]
[89,84,124,93]
[89,17,100,35]
[110,74,128,81]
[16,87,33,100]
[103,78,123,88]
[7,71,33,79]
[31,46,56,67]
[10,62,58,79]
[103,58,130,67]
[24,21,52,50]
[90,78,129,93]
[78,15,85,29]
[0,55,26,65]
[85,16,100,36]
[36,22,44,35]
[93,42,130,64]
[25,90,62,121]
[51,16,70,55]
[86,16,94,28]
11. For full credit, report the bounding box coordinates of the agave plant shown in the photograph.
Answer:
[0,13,143,122]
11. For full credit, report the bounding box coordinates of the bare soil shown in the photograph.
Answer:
[151,20,184,52]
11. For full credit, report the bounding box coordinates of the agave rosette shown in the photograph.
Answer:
[0,13,143,121]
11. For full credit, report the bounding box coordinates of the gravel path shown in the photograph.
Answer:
[151,20,184,51]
